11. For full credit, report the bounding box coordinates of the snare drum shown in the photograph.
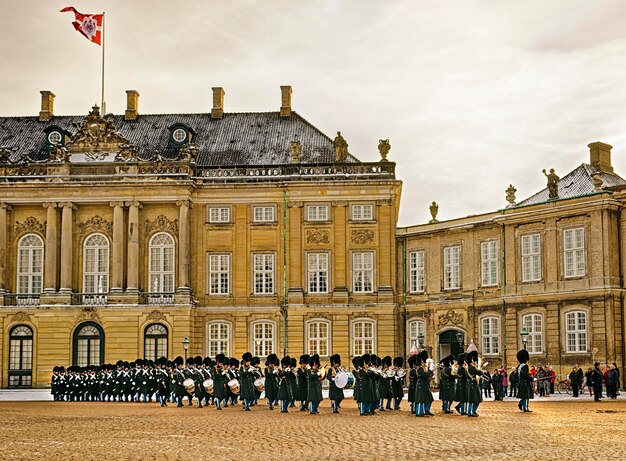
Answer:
[254,377,265,392]
[335,371,349,389]
[203,378,214,394]
[228,379,240,394]
[183,378,195,394]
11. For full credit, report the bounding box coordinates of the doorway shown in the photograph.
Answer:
[438,329,465,361]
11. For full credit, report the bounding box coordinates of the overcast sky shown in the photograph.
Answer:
[2,1,626,226]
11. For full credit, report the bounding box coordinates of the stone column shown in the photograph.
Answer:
[287,201,303,303]
[0,203,11,292]
[332,201,348,301]
[43,202,58,292]
[176,200,191,292]
[59,202,76,293]
[125,201,141,292]
[376,199,393,294]
[110,201,125,292]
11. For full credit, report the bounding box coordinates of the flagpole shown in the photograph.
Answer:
[101,11,105,113]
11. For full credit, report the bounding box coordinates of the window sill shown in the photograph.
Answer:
[251,222,278,226]
[304,220,332,225]
[205,222,233,227]
[348,220,377,225]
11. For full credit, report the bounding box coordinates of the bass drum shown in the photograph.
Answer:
[183,378,195,394]
[334,371,349,389]
[228,379,240,394]
[254,377,266,392]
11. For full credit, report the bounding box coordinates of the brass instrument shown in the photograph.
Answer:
[395,368,406,379]
[317,365,327,381]
[384,367,396,378]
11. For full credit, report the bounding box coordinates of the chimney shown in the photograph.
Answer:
[211,87,224,119]
[125,90,140,121]
[588,141,613,173]
[280,85,292,117]
[39,90,55,122]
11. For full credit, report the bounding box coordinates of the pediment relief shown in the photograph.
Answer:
[66,105,131,154]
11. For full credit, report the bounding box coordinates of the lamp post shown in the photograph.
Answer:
[520,327,529,350]
[182,336,190,361]
[456,331,464,349]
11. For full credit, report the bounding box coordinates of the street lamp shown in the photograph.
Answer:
[182,336,190,361]
[456,331,464,348]
[520,327,529,350]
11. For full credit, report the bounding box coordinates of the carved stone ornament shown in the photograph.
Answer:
[10,311,31,324]
[287,201,303,208]
[77,215,113,235]
[438,310,464,329]
[290,140,302,163]
[429,201,439,224]
[74,309,103,326]
[66,105,131,152]
[331,200,348,207]
[306,229,330,245]
[48,145,70,163]
[351,229,375,245]
[115,143,139,162]
[505,184,517,206]
[145,215,179,236]
[15,216,46,235]
[378,139,391,161]
[147,310,167,321]
[177,143,198,163]
[0,146,12,163]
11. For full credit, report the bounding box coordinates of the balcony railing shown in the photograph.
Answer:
[3,294,40,306]
[139,292,174,305]
[71,293,108,306]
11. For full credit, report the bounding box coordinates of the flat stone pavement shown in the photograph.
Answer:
[0,399,624,461]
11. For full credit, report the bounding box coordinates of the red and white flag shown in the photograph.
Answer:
[60,7,103,45]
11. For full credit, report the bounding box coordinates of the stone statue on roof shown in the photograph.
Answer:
[333,131,349,163]
[68,105,130,151]
[290,140,302,164]
[48,144,69,163]
[542,168,559,199]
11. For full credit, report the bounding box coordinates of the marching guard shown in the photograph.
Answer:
[414,351,434,417]
[466,351,482,417]
[516,349,534,412]
[306,354,323,414]
[278,356,293,413]
[454,353,468,415]
[439,354,456,414]
[327,353,344,413]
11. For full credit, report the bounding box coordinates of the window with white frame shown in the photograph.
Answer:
[522,313,543,354]
[9,325,33,388]
[207,322,230,357]
[443,246,460,290]
[252,321,274,357]
[565,311,587,353]
[481,317,500,354]
[563,228,585,278]
[208,254,230,295]
[521,234,542,282]
[409,250,425,293]
[208,207,230,224]
[352,252,374,293]
[83,233,109,294]
[74,323,103,367]
[307,320,330,356]
[149,233,175,293]
[253,253,274,294]
[307,205,329,222]
[351,204,373,221]
[253,206,275,223]
[352,319,375,356]
[407,319,426,351]
[144,324,168,361]
[17,234,44,295]
[308,252,329,293]
[481,240,499,286]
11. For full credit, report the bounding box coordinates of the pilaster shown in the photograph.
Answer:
[287,201,303,304]
[0,203,11,292]
[59,202,76,293]
[43,202,58,293]
[110,201,126,292]
[125,201,142,293]
[332,200,348,303]
[176,200,191,293]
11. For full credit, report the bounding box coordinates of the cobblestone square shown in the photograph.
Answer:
[0,399,624,461]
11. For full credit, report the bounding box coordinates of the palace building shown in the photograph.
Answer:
[0,87,624,388]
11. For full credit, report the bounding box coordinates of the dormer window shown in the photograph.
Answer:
[44,126,68,147]
[168,123,195,146]
[48,131,63,145]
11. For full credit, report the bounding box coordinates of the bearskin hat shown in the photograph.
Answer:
[216,353,225,365]
[116,360,124,368]
[185,357,193,366]
[382,356,392,367]
[355,356,364,368]
[174,356,184,366]
[309,354,321,367]
[242,352,253,363]
[290,357,297,368]
[123,361,130,368]
[361,353,371,366]
[467,350,478,365]
[194,355,203,366]
[393,356,404,368]
[281,356,291,367]
[158,356,167,366]
[440,354,453,367]
[407,355,416,368]
[203,357,212,366]
[352,356,360,368]
[53,366,59,373]
[457,353,466,366]
[230,357,240,367]
[371,354,378,366]
[136,359,143,367]
[252,356,260,366]
[516,349,530,364]
[299,354,310,365]
[330,354,341,366]
[267,353,278,366]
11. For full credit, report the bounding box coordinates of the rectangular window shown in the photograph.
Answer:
[208,254,230,295]
[408,320,426,350]
[443,246,460,290]
[481,317,500,354]
[565,311,587,353]
[481,240,499,286]
[523,314,543,354]
[307,322,330,356]
[208,207,230,223]
[352,252,374,293]
[306,205,329,222]
[208,323,230,357]
[253,206,275,223]
[409,251,425,293]
[352,321,375,355]
[563,228,585,278]
[253,322,274,357]
[351,204,373,221]
[253,253,274,294]
[308,253,329,293]
[521,234,541,282]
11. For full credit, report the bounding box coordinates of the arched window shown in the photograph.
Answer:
[17,234,44,303]
[83,233,109,305]
[407,319,426,352]
[522,313,543,354]
[565,311,587,353]
[251,321,275,357]
[144,323,168,360]
[9,325,33,388]
[148,233,175,302]
[207,321,230,356]
[351,319,376,356]
[306,319,331,356]
[481,316,500,355]
[73,322,104,367]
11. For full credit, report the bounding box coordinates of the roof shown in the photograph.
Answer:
[0,111,360,166]
[516,163,626,207]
